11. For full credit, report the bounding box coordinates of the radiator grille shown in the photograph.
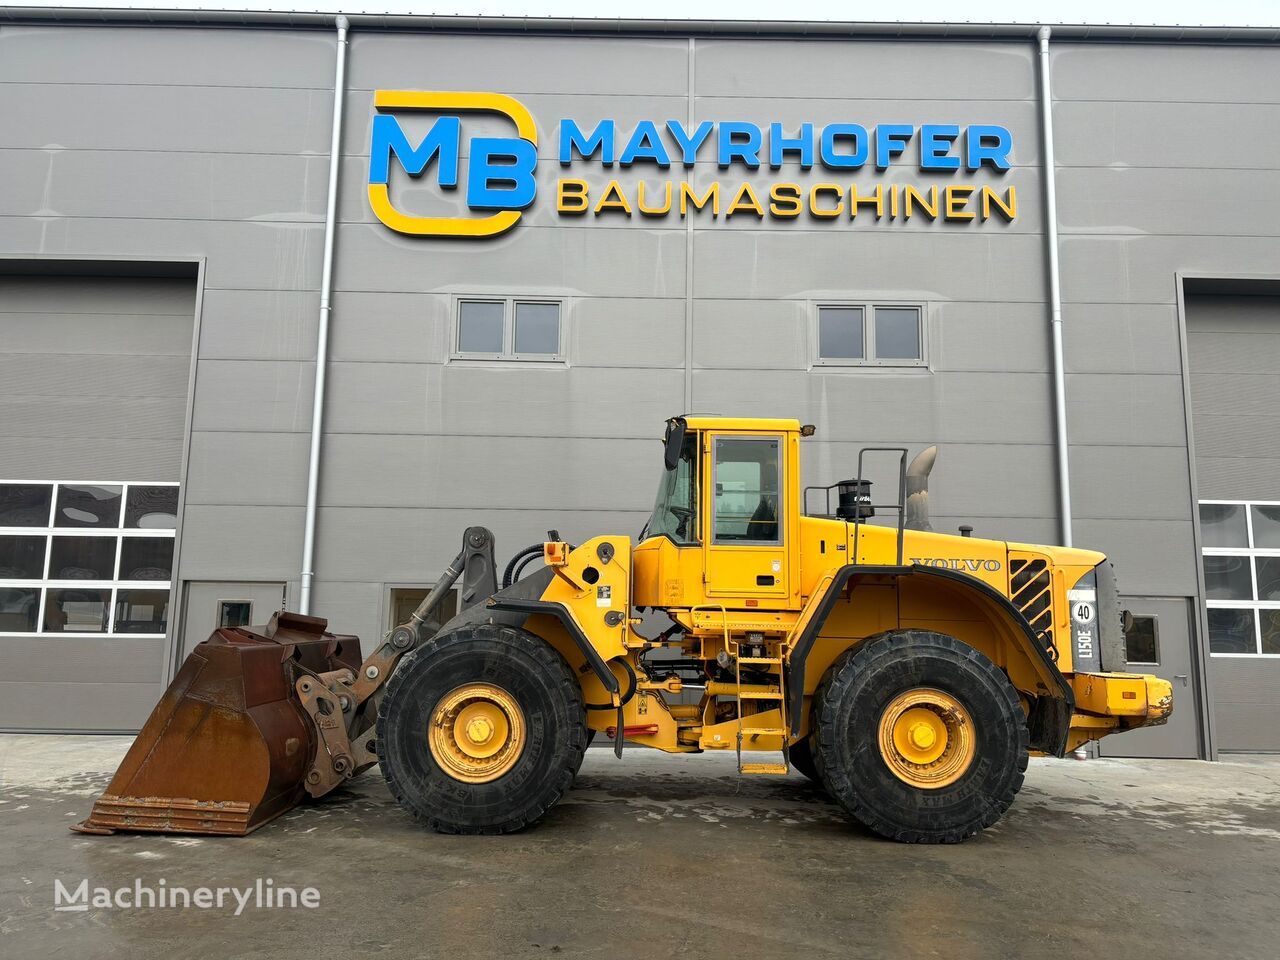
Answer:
[1009,558,1054,655]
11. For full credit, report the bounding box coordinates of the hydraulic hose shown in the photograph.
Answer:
[502,544,545,589]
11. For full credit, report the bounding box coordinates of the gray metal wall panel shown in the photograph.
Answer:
[1185,294,1280,503]
[190,360,314,433]
[0,680,166,731]
[347,33,690,96]
[0,354,189,399]
[1207,659,1280,753]
[332,222,687,297]
[0,275,194,481]
[1056,166,1280,237]
[0,276,197,315]
[1186,331,1280,373]
[1186,295,1280,333]
[1059,236,1280,304]
[1189,371,1280,418]
[693,298,808,370]
[0,148,328,222]
[325,362,683,438]
[184,431,310,507]
[0,437,183,481]
[1054,100,1280,170]
[0,312,195,356]
[692,369,1054,444]
[0,82,332,154]
[1061,304,1182,375]
[1193,415,1280,461]
[308,579,385,645]
[1052,42,1280,104]
[694,38,1036,100]
[321,433,661,511]
[177,504,304,580]
[1069,445,1193,521]
[0,219,325,292]
[0,637,166,684]
[0,25,335,88]
[1074,519,1199,596]
[1065,373,1187,447]
[1194,459,1280,504]
[930,301,1050,374]
[692,231,1045,302]
[197,289,320,361]
[329,291,440,364]
[570,297,686,369]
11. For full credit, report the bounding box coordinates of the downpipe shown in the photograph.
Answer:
[300,15,350,614]
[1038,25,1074,547]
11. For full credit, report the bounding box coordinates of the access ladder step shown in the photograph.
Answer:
[737,656,783,665]
[739,762,790,776]
[740,727,787,737]
[738,688,783,700]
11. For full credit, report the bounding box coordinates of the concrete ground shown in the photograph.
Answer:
[1,737,1278,960]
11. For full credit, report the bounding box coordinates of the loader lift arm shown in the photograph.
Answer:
[296,526,499,797]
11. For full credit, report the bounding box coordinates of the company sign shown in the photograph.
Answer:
[368,90,1017,239]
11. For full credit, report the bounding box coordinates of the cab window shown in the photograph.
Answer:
[712,437,782,544]
[646,430,699,545]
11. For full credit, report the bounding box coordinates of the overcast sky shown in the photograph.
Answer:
[17,1,1280,26]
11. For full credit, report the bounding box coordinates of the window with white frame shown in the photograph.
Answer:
[1199,500,1280,656]
[0,481,178,637]
[814,303,926,366]
[455,298,563,360]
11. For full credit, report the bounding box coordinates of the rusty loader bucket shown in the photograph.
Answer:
[73,527,498,837]
[73,612,362,836]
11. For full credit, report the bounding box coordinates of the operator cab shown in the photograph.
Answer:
[635,416,803,611]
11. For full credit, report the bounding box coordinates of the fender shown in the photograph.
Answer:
[786,563,1075,756]
[486,596,620,697]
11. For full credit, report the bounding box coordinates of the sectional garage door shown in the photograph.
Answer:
[0,267,195,731]
[1186,288,1280,752]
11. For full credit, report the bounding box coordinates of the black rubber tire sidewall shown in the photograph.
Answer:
[786,736,822,785]
[814,630,1028,843]
[378,623,587,834]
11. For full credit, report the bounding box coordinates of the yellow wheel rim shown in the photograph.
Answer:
[428,683,525,783]
[877,688,975,789]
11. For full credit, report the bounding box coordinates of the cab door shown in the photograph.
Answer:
[704,434,788,600]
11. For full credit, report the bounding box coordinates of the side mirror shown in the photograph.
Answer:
[663,418,687,471]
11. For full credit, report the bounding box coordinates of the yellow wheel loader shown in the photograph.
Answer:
[76,416,1172,843]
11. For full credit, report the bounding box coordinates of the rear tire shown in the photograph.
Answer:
[813,630,1028,844]
[378,623,587,834]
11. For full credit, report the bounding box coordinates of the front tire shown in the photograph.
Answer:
[813,630,1028,844]
[378,623,587,834]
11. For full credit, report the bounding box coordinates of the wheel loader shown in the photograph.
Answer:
[75,416,1172,843]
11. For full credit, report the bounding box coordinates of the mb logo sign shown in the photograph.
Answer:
[367,90,1017,239]
[367,91,538,238]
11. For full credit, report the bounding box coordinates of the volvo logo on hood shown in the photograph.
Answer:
[911,557,1003,573]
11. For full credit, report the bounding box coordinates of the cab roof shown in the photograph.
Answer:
[678,416,804,433]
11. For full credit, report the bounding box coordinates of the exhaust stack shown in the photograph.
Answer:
[904,446,937,532]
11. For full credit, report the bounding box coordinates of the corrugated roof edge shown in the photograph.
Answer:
[0,9,1278,43]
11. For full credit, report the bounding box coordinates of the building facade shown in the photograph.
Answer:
[1,12,1277,757]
